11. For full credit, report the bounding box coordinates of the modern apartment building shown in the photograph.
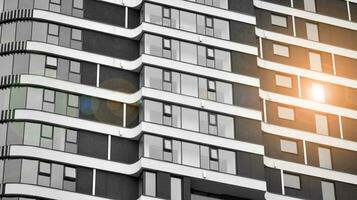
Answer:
[0,0,356,199]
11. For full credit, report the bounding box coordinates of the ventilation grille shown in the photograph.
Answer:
[0,110,15,123]
[0,41,27,56]
[0,9,33,24]
[0,75,20,89]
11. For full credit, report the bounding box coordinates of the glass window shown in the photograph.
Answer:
[34,0,50,10]
[55,92,67,115]
[315,114,329,135]
[198,46,207,66]
[214,19,229,40]
[145,34,163,57]
[217,115,234,138]
[200,146,209,169]
[53,127,66,151]
[309,52,322,72]
[171,9,180,29]
[271,14,287,27]
[21,159,38,184]
[23,122,41,146]
[172,72,181,93]
[145,172,156,196]
[216,82,232,104]
[73,0,83,9]
[215,49,231,71]
[213,0,228,8]
[181,74,198,97]
[51,164,64,189]
[172,140,182,164]
[171,177,182,200]
[145,100,163,124]
[306,23,319,41]
[273,44,289,57]
[199,111,209,134]
[172,105,181,128]
[197,15,205,35]
[68,94,79,107]
[29,54,46,75]
[145,67,163,90]
[181,108,199,131]
[304,0,316,12]
[321,181,335,200]
[64,166,76,179]
[180,42,197,64]
[71,29,82,41]
[1,23,16,43]
[182,142,200,167]
[277,106,295,120]
[283,173,301,189]
[4,159,21,182]
[32,22,48,42]
[180,11,196,32]
[275,74,292,88]
[219,149,236,174]
[318,147,332,169]
[144,135,163,160]
[26,87,43,110]
[280,139,298,154]
[145,3,162,25]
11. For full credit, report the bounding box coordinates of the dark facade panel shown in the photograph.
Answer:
[342,117,357,142]
[232,84,260,110]
[228,0,255,16]
[79,96,124,126]
[331,148,357,175]
[236,151,265,180]
[335,182,357,200]
[315,0,348,20]
[128,8,141,28]
[230,21,257,46]
[110,136,138,164]
[261,0,291,6]
[156,172,171,199]
[78,130,108,159]
[126,104,139,128]
[99,66,139,93]
[80,61,97,87]
[76,167,93,195]
[266,101,341,138]
[284,174,322,200]
[263,133,305,164]
[256,9,294,36]
[82,30,139,60]
[234,116,263,145]
[231,51,258,78]
[190,177,265,199]
[262,39,334,74]
[84,0,125,27]
[264,167,282,194]
[335,55,357,80]
[351,2,357,22]
[293,0,304,10]
[259,68,299,97]
[96,170,138,200]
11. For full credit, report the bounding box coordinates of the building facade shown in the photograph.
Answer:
[0,0,356,199]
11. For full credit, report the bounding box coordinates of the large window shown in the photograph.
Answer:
[143,66,233,104]
[283,173,301,189]
[187,0,228,9]
[144,172,156,197]
[143,34,231,71]
[321,181,335,200]
[143,135,236,174]
[171,177,182,200]
[144,100,234,138]
[144,3,230,40]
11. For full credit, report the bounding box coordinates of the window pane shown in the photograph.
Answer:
[171,177,182,200]
[180,42,197,64]
[172,106,181,128]
[180,11,196,32]
[271,15,287,27]
[4,159,21,182]
[198,46,207,66]
[172,72,181,93]
[197,15,205,35]
[318,147,332,169]
[216,82,232,104]
[284,173,300,189]
[277,106,294,120]
[306,23,319,41]
[145,34,162,57]
[144,135,163,160]
[315,114,329,135]
[145,67,163,90]
[53,127,66,151]
[215,49,231,71]
[34,0,49,10]
[200,146,209,169]
[23,122,41,146]
[275,74,292,88]
[304,0,316,12]
[145,3,162,25]
[171,40,180,60]
[309,52,322,72]
[21,159,38,184]
[219,149,236,174]
[145,172,156,196]
[144,100,163,124]
[217,115,234,138]
[199,78,208,99]
[26,87,43,110]
[51,164,64,189]
[1,23,16,43]
[181,74,198,97]
[55,92,67,115]
[32,22,48,42]
[280,139,298,154]
[199,111,209,134]
[321,181,335,200]
[181,108,199,131]
[172,140,182,164]
[273,44,289,57]
[182,142,200,167]
[29,54,46,75]
[214,19,229,39]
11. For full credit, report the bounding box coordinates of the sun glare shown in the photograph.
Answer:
[311,83,325,102]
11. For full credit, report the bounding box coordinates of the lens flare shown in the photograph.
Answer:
[311,83,325,102]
